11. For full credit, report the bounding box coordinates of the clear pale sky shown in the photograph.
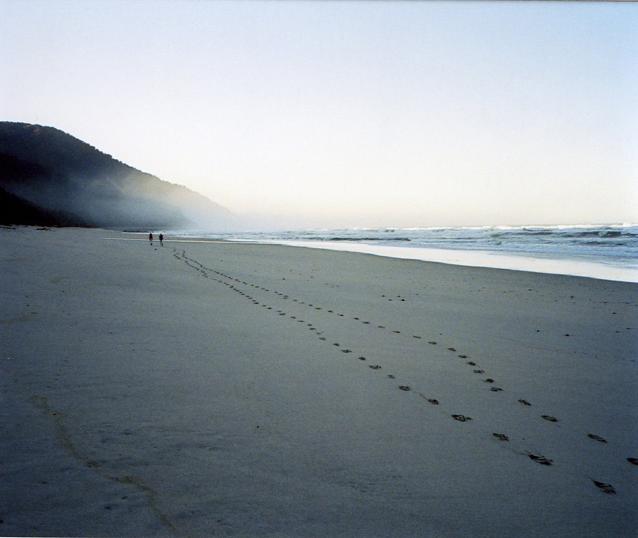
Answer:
[1,1,636,228]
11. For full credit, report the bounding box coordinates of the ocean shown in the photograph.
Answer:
[173,224,638,283]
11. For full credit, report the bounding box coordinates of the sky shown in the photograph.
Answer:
[1,0,637,229]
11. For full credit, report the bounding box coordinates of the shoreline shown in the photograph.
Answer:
[248,239,638,284]
[2,227,637,536]
[158,222,638,284]
[119,230,638,284]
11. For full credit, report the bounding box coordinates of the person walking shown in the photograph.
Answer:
[159,233,164,246]
[149,232,153,245]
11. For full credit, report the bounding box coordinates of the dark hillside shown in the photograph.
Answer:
[0,122,232,228]
[0,187,89,227]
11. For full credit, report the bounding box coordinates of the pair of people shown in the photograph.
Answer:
[148,232,164,246]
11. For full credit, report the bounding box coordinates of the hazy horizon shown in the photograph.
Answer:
[1,1,636,228]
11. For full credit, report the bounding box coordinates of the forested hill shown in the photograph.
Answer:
[0,122,232,228]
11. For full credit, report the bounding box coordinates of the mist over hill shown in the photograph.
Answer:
[0,122,233,229]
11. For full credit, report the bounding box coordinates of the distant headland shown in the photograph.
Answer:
[0,122,232,229]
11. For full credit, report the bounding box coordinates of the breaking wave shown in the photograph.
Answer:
[204,224,638,266]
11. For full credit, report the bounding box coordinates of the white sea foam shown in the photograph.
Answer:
[173,224,638,283]
[259,240,638,283]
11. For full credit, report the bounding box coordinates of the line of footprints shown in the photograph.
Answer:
[173,249,637,495]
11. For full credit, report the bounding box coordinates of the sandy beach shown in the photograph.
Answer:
[1,226,637,537]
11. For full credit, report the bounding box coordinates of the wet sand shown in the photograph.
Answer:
[1,226,637,536]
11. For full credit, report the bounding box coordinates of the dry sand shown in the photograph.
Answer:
[1,227,637,537]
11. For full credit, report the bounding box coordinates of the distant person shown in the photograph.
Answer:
[149,232,153,245]
[159,233,164,246]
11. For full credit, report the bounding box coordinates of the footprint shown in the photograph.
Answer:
[387,374,395,379]
[452,414,472,422]
[592,480,616,494]
[458,354,468,359]
[528,453,553,466]
[428,341,437,345]
[358,356,366,361]
[473,369,485,374]
[398,385,411,391]
[341,349,352,354]
[319,337,326,341]
[333,343,340,347]
[518,399,532,406]
[467,361,477,366]
[427,398,439,405]
[448,347,456,352]
[587,433,607,443]
[542,415,558,423]
[378,325,385,329]
[369,365,382,370]
[393,330,401,334]
[492,433,509,441]
[627,457,638,466]
[413,335,422,339]
[490,387,503,392]
[484,378,494,383]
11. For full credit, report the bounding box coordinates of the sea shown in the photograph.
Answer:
[173,224,638,283]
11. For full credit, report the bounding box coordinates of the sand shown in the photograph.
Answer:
[1,226,637,537]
